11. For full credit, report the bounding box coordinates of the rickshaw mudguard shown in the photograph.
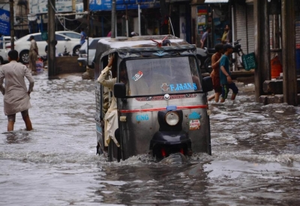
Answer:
[150,131,190,146]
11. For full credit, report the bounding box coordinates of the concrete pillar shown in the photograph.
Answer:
[48,0,56,78]
[9,0,14,50]
[281,0,298,105]
[111,0,116,38]
[253,0,270,101]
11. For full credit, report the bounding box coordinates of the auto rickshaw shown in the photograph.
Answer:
[94,35,213,162]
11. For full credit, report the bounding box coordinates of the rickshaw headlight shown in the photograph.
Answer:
[165,111,179,126]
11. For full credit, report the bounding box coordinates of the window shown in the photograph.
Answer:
[125,56,202,96]
[59,32,81,39]
[90,39,100,49]
[34,35,42,41]
[55,34,67,41]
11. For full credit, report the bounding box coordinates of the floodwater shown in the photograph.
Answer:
[0,71,299,206]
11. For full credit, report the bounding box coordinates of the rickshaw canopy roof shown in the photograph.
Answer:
[96,35,196,60]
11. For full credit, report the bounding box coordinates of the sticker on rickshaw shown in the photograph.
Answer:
[189,119,201,130]
[132,71,143,81]
[136,114,150,121]
[188,112,201,119]
[169,83,197,91]
[188,112,202,130]
[160,83,170,92]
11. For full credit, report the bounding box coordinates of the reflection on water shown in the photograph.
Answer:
[0,73,299,205]
[4,131,32,144]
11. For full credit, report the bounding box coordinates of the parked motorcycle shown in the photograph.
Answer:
[62,46,71,56]
[197,39,245,74]
[232,39,245,68]
[196,47,215,74]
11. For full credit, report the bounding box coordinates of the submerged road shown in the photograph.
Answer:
[0,71,299,205]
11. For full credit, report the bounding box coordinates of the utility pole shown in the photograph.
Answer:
[138,4,141,36]
[159,0,168,34]
[9,0,14,50]
[48,0,56,78]
[111,0,116,38]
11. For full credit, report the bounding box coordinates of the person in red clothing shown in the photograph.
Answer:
[208,43,224,102]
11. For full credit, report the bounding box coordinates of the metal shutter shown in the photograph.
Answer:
[234,3,247,53]
[246,5,255,53]
[234,3,254,54]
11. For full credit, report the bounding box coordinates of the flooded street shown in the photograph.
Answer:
[0,71,299,206]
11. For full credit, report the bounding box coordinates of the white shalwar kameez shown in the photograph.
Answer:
[97,66,120,147]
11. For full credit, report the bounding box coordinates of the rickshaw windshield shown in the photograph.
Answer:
[123,56,202,96]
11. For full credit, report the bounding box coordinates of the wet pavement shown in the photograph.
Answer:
[0,70,299,206]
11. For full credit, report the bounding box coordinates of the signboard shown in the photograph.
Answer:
[76,2,84,19]
[242,52,257,71]
[29,0,73,14]
[197,6,207,35]
[89,0,159,11]
[0,9,10,36]
[296,20,300,49]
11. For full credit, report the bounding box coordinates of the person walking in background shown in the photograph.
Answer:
[0,50,34,131]
[29,35,38,73]
[80,28,87,45]
[221,24,232,44]
[208,43,224,102]
[219,44,238,103]
[200,27,211,48]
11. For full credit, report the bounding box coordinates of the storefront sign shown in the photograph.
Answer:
[89,0,159,11]
[29,0,73,14]
[197,5,207,34]
[296,21,300,49]
[0,9,10,36]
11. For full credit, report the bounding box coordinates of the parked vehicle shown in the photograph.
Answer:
[196,47,215,74]
[0,36,15,65]
[199,39,245,73]
[55,31,81,40]
[232,39,245,68]
[77,37,102,69]
[6,32,82,64]
[55,31,82,55]
[94,35,213,162]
